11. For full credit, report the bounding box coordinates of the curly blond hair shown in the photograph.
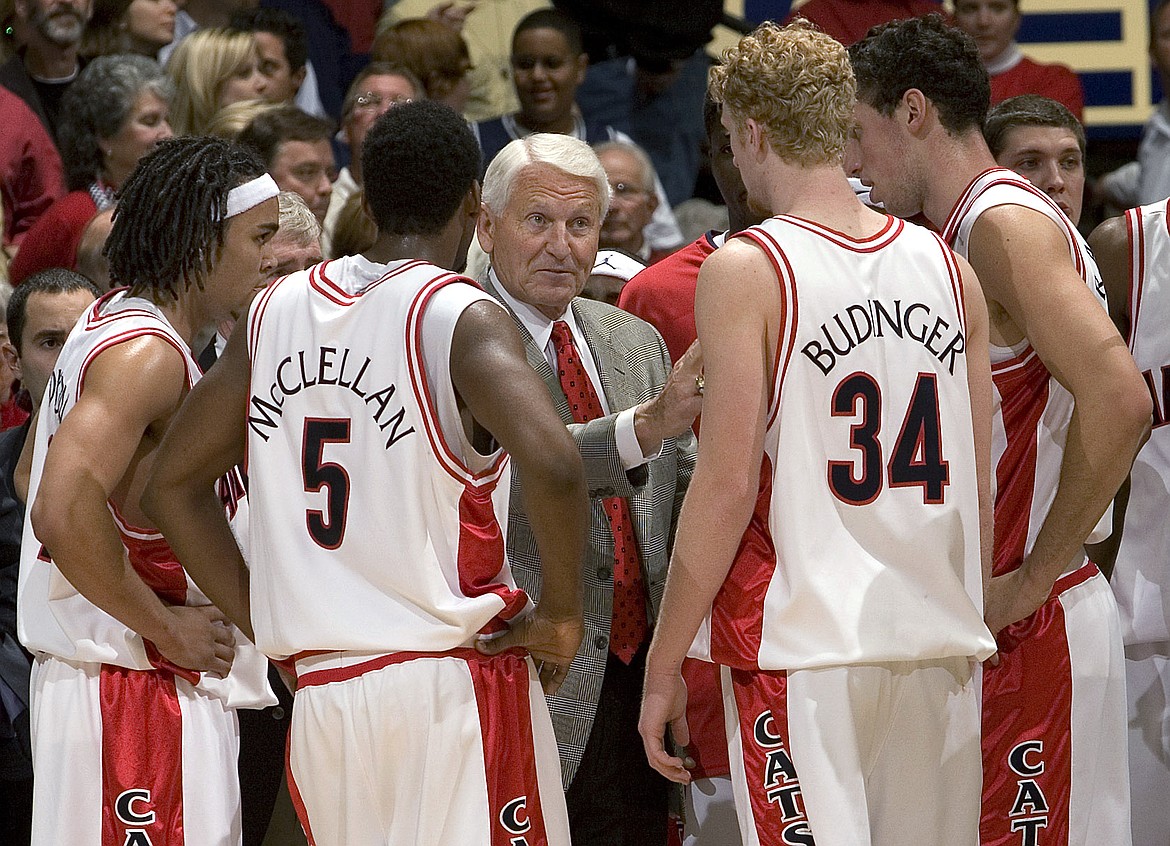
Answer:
[709,21,854,167]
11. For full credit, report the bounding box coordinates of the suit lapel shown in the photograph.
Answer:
[573,300,637,412]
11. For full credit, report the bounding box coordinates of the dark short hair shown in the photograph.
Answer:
[984,94,1085,158]
[849,14,990,135]
[361,100,480,236]
[237,106,334,167]
[104,137,267,299]
[512,8,583,55]
[230,7,308,71]
[8,270,101,354]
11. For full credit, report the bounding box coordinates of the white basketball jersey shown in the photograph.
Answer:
[942,168,1109,578]
[1111,198,1170,645]
[18,290,271,707]
[691,214,995,672]
[245,256,530,658]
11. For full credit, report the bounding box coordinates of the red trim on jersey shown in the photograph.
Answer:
[943,169,1085,278]
[1049,560,1096,598]
[732,227,798,429]
[980,577,1076,846]
[404,274,509,486]
[99,665,186,846]
[76,328,192,398]
[729,667,814,844]
[457,482,529,632]
[247,273,289,359]
[311,258,434,306]
[942,167,1004,244]
[466,651,553,846]
[932,233,967,335]
[709,455,777,670]
[1127,206,1144,352]
[295,645,512,687]
[771,212,903,253]
[286,732,319,846]
[990,351,1050,577]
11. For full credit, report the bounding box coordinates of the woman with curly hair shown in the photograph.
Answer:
[9,54,173,285]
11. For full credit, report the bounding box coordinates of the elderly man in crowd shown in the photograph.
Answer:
[475,132,701,846]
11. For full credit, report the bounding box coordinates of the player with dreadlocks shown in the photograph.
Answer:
[17,136,280,846]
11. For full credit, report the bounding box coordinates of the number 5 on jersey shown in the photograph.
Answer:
[302,418,352,548]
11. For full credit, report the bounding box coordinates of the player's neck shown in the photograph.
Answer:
[765,165,883,236]
[364,234,457,272]
[921,135,999,231]
[157,297,202,347]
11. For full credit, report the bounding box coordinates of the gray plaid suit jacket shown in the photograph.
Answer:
[480,271,696,786]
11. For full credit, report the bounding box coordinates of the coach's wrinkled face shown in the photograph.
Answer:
[478,163,602,321]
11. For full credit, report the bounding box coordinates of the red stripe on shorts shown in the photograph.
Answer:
[285,729,318,846]
[99,665,185,846]
[980,574,1078,846]
[467,651,551,846]
[730,668,816,846]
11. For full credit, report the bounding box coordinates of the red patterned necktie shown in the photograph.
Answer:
[550,320,647,664]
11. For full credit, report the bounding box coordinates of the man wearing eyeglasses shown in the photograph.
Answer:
[321,62,422,257]
[596,140,673,265]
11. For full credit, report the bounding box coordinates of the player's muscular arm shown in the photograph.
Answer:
[141,323,254,642]
[31,338,235,676]
[970,207,1151,634]
[640,240,779,784]
[456,301,589,693]
[957,255,996,601]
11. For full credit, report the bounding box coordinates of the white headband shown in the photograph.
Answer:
[224,173,279,219]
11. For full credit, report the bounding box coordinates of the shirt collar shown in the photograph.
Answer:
[488,266,580,353]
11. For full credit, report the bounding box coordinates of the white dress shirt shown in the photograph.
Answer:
[489,268,653,470]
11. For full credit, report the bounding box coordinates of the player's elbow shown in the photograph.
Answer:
[1110,370,1154,449]
[30,490,69,552]
[518,430,587,503]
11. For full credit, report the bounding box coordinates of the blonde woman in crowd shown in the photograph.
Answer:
[166,27,269,135]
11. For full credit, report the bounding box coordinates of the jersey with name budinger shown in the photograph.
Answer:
[245,256,530,659]
[691,214,994,672]
[942,168,1108,578]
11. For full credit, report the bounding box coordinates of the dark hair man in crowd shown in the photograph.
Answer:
[238,104,336,225]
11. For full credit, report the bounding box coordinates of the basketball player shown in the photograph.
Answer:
[849,16,1150,845]
[1088,206,1170,846]
[18,137,279,845]
[142,101,588,846]
[639,22,996,845]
